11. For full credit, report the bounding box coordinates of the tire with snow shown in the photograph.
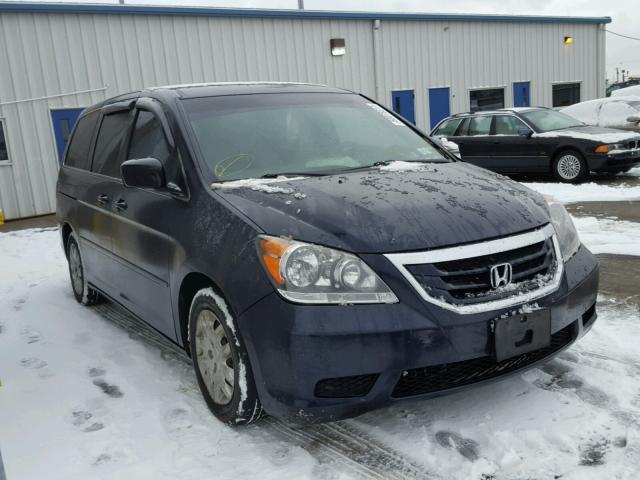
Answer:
[553,150,588,183]
[188,288,263,425]
[66,233,102,306]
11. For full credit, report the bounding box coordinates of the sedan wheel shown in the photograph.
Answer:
[554,152,587,182]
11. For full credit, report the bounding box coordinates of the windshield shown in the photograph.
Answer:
[182,93,449,182]
[520,109,585,132]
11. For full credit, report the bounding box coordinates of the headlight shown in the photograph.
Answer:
[546,199,581,262]
[257,236,398,304]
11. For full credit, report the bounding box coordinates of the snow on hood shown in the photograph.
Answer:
[213,163,551,253]
[378,161,431,172]
[533,127,638,143]
[211,176,307,199]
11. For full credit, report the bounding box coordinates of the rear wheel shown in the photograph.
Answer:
[553,150,588,183]
[66,233,102,306]
[189,288,263,425]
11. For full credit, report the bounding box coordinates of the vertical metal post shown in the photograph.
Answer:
[372,19,384,103]
[0,448,6,480]
[298,0,304,10]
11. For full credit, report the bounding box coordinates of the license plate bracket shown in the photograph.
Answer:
[494,309,551,362]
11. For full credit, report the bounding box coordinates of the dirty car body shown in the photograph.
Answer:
[57,84,599,423]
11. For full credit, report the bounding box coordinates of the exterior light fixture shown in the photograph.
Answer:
[330,38,346,56]
[564,36,574,45]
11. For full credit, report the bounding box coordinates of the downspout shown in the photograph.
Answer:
[597,23,606,97]
[372,19,384,103]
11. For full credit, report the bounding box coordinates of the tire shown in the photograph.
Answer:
[189,288,263,425]
[553,150,588,183]
[66,233,102,306]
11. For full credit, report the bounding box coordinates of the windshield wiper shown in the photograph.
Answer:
[260,172,328,178]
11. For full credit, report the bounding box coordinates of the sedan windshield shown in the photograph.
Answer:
[182,93,449,182]
[520,109,585,132]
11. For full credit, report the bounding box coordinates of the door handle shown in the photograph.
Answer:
[97,194,109,206]
[114,199,128,211]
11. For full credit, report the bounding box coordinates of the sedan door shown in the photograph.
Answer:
[488,115,550,173]
[455,115,494,169]
[109,100,188,340]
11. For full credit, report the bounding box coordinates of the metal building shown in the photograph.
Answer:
[0,2,610,220]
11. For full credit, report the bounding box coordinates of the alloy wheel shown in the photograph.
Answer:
[556,154,582,180]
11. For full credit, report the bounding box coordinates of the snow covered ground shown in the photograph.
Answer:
[2,173,640,479]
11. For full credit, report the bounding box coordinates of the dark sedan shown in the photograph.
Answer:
[431,107,640,182]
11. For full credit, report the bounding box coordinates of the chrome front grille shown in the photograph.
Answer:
[384,224,563,314]
[406,238,556,304]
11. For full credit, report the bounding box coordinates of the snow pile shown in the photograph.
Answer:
[611,85,640,97]
[523,181,640,203]
[573,216,640,256]
[436,136,460,157]
[561,96,640,129]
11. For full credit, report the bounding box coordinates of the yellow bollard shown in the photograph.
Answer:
[0,209,4,225]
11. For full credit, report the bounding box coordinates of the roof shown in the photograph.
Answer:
[161,82,350,98]
[0,2,612,24]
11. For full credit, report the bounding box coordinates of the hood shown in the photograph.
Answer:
[534,125,640,143]
[212,162,551,253]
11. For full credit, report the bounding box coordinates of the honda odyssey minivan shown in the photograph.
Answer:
[57,83,599,424]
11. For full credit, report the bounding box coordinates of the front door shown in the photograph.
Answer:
[429,87,450,129]
[513,82,531,108]
[109,103,186,340]
[392,90,416,124]
[490,115,548,172]
[51,108,85,164]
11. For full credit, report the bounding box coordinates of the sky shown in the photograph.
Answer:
[16,0,640,82]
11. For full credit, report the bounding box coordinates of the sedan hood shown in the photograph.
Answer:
[534,125,640,143]
[212,162,551,253]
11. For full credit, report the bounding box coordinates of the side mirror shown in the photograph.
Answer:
[121,158,166,189]
[626,114,640,124]
[518,127,533,137]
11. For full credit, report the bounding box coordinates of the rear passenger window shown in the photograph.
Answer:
[128,110,184,190]
[65,111,99,170]
[92,111,131,178]
[469,116,492,136]
[434,118,463,137]
[494,116,527,135]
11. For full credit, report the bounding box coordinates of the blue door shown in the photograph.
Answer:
[51,108,85,164]
[428,87,450,129]
[513,82,531,108]
[391,90,415,124]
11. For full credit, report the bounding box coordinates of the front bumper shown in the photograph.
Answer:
[238,245,599,422]
[588,149,640,172]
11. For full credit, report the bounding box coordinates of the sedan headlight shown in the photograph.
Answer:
[546,198,581,262]
[257,235,398,304]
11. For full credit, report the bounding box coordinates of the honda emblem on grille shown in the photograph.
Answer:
[490,263,513,289]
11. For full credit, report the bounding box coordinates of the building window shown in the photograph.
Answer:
[0,120,8,161]
[470,88,505,112]
[553,83,580,107]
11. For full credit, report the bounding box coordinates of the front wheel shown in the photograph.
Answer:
[189,288,263,425]
[553,151,588,183]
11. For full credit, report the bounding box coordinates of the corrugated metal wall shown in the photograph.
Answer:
[0,11,605,220]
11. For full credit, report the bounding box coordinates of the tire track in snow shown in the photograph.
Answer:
[92,302,437,480]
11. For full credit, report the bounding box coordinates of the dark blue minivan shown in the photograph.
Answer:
[56,83,599,424]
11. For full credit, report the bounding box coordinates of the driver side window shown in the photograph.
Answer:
[128,110,185,190]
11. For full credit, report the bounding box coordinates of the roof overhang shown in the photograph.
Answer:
[0,2,613,25]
